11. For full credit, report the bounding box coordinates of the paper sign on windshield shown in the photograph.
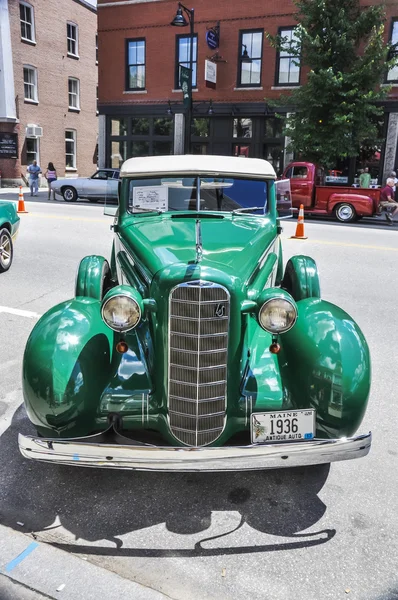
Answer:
[133,186,168,212]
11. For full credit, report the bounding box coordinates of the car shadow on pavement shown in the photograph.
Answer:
[0,406,335,558]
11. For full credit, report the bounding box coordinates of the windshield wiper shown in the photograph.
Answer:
[232,207,265,214]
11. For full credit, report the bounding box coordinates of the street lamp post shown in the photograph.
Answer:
[171,3,195,154]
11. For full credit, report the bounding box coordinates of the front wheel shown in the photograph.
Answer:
[62,186,78,202]
[0,228,13,273]
[334,203,357,223]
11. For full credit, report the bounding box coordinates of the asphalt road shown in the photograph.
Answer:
[0,190,398,600]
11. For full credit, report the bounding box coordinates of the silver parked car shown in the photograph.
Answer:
[51,169,120,202]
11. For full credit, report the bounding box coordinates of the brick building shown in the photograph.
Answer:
[0,0,98,187]
[97,0,398,183]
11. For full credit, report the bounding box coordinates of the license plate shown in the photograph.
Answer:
[251,410,315,444]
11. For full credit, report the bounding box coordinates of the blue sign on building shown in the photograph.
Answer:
[206,27,219,50]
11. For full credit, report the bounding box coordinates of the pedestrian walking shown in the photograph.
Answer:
[388,170,398,201]
[27,160,41,196]
[44,162,57,200]
[379,178,398,224]
[359,167,371,188]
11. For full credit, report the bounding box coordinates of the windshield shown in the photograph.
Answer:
[127,176,269,214]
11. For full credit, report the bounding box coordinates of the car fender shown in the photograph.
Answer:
[328,193,373,216]
[22,298,114,437]
[0,201,20,235]
[280,297,370,438]
[75,255,111,300]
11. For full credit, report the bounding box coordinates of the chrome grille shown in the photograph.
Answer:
[168,281,229,446]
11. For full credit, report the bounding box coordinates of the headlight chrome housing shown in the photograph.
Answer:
[101,286,143,332]
[258,293,297,334]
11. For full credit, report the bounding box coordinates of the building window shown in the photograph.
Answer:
[68,78,80,110]
[109,116,173,167]
[65,130,76,168]
[67,22,79,57]
[233,118,252,138]
[126,39,146,90]
[96,34,98,64]
[176,34,198,88]
[276,27,300,86]
[26,138,39,164]
[23,65,38,102]
[387,19,398,82]
[238,30,263,87]
[20,2,35,42]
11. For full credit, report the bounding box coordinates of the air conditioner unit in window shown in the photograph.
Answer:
[26,125,43,138]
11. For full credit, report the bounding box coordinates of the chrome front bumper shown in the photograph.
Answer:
[18,432,371,472]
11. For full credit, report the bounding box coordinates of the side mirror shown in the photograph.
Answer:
[275,179,293,219]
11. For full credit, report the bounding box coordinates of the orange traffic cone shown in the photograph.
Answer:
[290,204,307,239]
[17,186,28,214]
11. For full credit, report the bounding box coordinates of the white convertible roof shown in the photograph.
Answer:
[120,155,276,179]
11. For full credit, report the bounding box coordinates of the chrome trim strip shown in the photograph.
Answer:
[19,432,372,472]
[169,316,229,322]
[168,379,227,387]
[195,218,203,263]
[170,363,227,371]
[169,395,225,403]
[171,299,229,305]
[169,331,227,339]
[170,425,224,433]
[245,239,276,287]
[169,410,226,418]
[170,348,227,355]
[141,393,144,426]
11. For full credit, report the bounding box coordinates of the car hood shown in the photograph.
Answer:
[119,213,277,283]
[52,178,89,187]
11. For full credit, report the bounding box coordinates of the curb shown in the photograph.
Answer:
[0,524,169,600]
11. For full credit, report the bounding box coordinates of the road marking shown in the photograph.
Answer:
[0,306,41,319]
[23,213,107,224]
[283,238,398,252]
[4,542,39,573]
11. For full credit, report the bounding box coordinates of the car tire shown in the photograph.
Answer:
[0,228,13,273]
[62,186,78,202]
[334,203,357,223]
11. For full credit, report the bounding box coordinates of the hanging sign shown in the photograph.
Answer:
[206,24,219,50]
[205,60,217,88]
[180,65,191,107]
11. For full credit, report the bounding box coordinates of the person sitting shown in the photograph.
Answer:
[379,178,398,224]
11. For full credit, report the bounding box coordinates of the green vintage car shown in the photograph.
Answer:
[0,200,20,273]
[19,156,371,471]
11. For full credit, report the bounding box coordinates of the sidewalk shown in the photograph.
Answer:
[0,524,169,600]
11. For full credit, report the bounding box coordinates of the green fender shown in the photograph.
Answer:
[75,255,111,300]
[280,297,371,438]
[282,255,321,301]
[22,298,114,437]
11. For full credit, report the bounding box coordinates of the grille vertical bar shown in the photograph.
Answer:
[168,281,229,446]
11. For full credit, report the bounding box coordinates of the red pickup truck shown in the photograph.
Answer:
[282,161,382,223]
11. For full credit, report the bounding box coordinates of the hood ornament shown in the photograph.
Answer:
[195,219,203,263]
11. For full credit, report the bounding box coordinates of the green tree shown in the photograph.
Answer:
[268,0,397,168]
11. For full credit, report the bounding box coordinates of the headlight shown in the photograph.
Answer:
[101,294,141,332]
[258,298,297,334]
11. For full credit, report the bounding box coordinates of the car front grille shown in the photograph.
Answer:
[168,281,229,446]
